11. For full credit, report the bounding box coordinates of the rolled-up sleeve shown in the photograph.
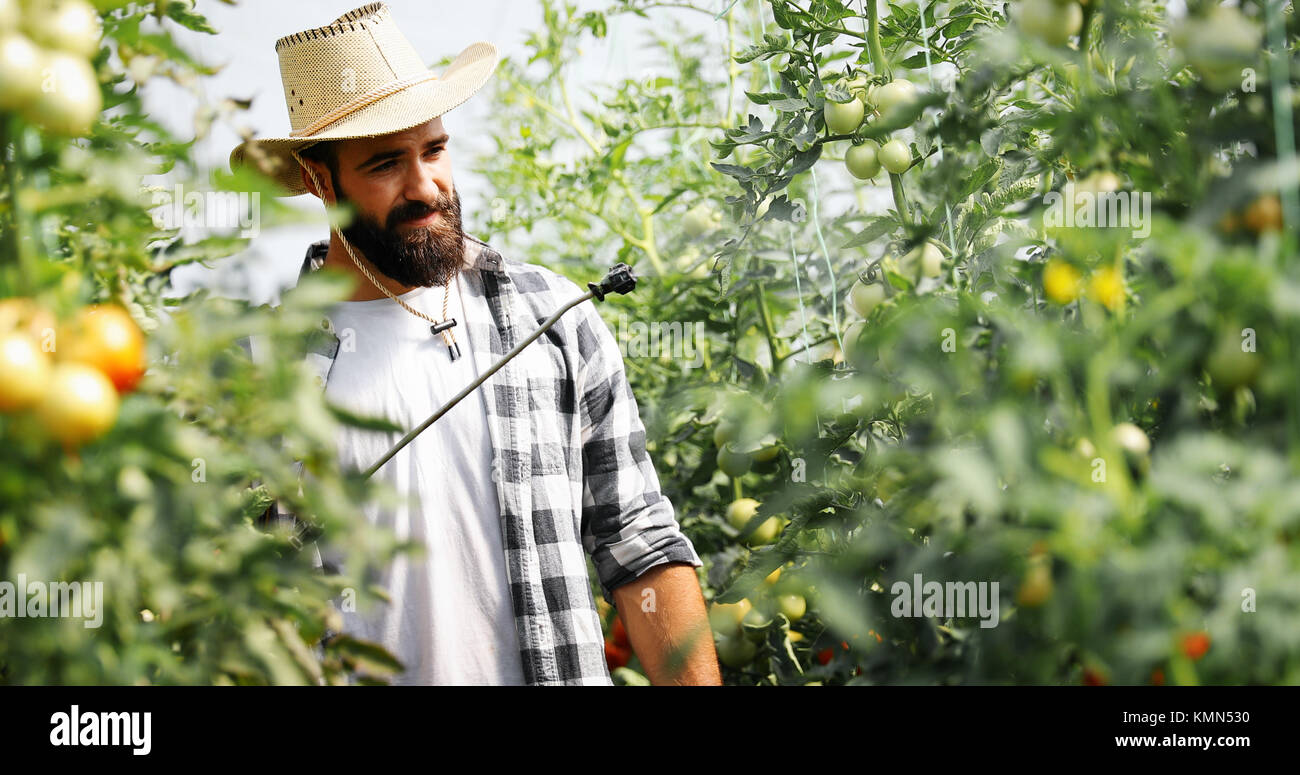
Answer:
[574,302,702,603]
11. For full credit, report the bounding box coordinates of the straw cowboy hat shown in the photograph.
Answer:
[230,2,498,196]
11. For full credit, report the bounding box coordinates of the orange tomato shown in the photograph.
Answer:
[1181,632,1210,661]
[60,304,146,394]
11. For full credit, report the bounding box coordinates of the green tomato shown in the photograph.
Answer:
[1206,331,1260,391]
[725,497,760,530]
[24,52,101,136]
[1111,423,1150,456]
[844,74,870,100]
[713,417,739,448]
[0,34,42,110]
[752,442,780,463]
[777,595,807,622]
[844,320,867,344]
[878,139,911,175]
[872,78,918,121]
[1177,6,1260,92]
[841,320,868,366]
[1018,0,1082,47]
[683,203,719,238]
[715,632,757,668]
[28,1,100,59]
[903,241,944,280]
[746,516,781,546]
[742,607,771,630]
[845,141,881,179]
[849,279,886,317]
[717,444,753,478]
[1075,170,1122,198]
[824,96,865,135]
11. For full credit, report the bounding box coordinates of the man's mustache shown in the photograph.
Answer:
[387,198,454,229]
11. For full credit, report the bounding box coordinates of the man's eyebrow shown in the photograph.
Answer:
[356,134,451,171]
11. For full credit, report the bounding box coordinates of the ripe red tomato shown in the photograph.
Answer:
[611,616,629,649]
[60,304,146,394]
[604,640,631,670]
[1181,632,1210,661]
[816,647,834,666]
[1082,667,1107,686]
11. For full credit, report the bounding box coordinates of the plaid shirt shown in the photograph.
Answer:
[247,234,701,685]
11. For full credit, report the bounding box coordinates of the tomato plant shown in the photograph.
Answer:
[479,0,1299,687]
[0,1,406,685]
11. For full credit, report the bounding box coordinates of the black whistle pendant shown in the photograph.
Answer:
[431,319,460,361]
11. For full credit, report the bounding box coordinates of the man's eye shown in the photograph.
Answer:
[427,147,444,158]
[373,161,396,172]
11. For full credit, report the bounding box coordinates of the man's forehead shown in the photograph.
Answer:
[338,118,448,157]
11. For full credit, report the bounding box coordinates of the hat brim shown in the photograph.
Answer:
[230,41,498,196]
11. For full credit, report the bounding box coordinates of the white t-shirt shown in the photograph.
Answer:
[322,274,526,686]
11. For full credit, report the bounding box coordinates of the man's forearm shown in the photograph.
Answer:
[611,562,722,685]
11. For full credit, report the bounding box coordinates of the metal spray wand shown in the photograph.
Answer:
[359,262,637,478]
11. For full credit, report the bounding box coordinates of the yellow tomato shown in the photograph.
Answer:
[1042,259,1082,304]
[709,598,753,637]
[37,362,119,446]
[0,332,52,411]
[1088,264,1125,310]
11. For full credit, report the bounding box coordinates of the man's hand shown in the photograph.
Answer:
[610,562,722,685]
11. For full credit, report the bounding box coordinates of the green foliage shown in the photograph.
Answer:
[479,0,1300,685]
[0,1,404,685]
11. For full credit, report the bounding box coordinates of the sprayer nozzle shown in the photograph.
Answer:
[588,263,637,302]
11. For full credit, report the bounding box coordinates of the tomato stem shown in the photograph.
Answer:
[864,0,888,78]
[889,172,912,226]
[753,281,787,365]
[1,118,19,271]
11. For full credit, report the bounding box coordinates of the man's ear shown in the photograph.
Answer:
[300,160,334,203]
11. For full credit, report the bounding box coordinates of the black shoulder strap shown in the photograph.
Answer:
[298,240,330,282]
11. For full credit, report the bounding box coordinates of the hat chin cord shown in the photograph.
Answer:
[291,148,460,359]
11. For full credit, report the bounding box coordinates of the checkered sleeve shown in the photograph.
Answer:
[575,301,702,604]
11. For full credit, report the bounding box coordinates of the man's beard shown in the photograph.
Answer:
[335,185,465,288]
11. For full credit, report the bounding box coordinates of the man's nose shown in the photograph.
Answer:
[403,159,449,207]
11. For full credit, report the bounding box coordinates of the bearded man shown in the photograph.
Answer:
[230,3,719,686]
